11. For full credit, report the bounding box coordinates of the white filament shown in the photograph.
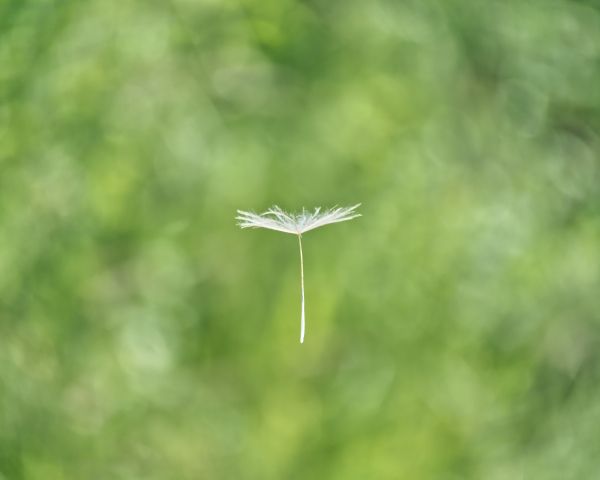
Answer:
[298,234,305,343]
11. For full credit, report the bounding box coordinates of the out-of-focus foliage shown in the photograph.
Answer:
[1,0,600,478]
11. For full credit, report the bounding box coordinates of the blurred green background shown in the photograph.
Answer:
[1,0,600,478]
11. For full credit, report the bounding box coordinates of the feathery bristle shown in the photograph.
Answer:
[236,204,361,235]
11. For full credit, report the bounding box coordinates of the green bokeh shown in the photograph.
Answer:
[1,0,600,478]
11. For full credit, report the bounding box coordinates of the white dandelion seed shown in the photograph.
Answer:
[236,204,361,344]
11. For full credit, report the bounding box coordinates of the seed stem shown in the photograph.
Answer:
[298,234,305,343]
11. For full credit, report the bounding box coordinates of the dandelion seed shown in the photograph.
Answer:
[236,204,361,343]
